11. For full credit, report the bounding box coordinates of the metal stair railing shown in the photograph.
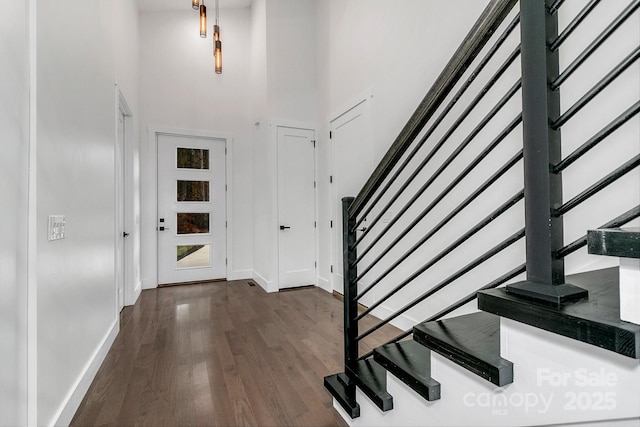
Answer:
[337,0,640,399]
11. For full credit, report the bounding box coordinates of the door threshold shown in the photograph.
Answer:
[158,278,227,288]
[279,284,316,292]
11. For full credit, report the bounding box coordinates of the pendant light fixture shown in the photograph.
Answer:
[214,0,222,73]
[199,1,207,38]
[193,0,222,74]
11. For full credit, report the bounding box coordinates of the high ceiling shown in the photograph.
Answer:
[137,0,253,12]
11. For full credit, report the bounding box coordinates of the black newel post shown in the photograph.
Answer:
[342,197,358,370]
[506,0,588,305]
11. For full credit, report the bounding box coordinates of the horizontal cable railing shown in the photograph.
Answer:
[553,101,640,173]
[335,0,639,389]
[549,0,640,271]
[340,0,525,368]
[552,47,640,129]
[355,147,524,300]
[353,76,522,261]
[358,263,527,361]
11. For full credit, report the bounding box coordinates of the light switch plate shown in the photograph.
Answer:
[48,215,66,241]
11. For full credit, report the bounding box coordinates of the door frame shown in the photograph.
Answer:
[148,126,233,287]
[115,89,133,314]
[275,125,318,289]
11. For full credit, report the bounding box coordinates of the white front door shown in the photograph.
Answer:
[277,126,317,289]
[157,133,227,285]
[331,99,373,295]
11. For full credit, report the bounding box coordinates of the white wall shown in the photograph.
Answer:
[138,8,254,287]
[36,0,116,422]
[0,2,30,425]
[34,0,140,424]
[251,0,318,291]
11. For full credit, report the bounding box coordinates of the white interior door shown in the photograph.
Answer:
[157,134,226,285]
[277,126,317,289]
[115,110,125,311]
[331,100,373,294]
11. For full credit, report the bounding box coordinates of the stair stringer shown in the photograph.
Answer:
[331,315,640,427]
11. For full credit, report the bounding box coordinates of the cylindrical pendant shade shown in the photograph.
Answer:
[200,4,207,38]
[215,40,222,74]
[192,0,199,10]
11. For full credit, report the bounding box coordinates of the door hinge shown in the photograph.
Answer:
[225,147,227,155]
[329,175,333,183]
[315,261,317,268]
[311,139,316,148]
[329,131,332,139]
[331,265,333,273]
[330,220,333,228]
[314,221,317,228]
[314,181,316,188]
[225,184,228,191]
[226,258,228,265]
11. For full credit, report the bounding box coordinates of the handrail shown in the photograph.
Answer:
[348,0,518,219]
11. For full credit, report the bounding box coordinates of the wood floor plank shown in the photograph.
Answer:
[70,281,400,427]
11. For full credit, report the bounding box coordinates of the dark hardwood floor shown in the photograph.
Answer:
[71,280,400,427]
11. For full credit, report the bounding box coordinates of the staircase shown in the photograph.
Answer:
[324,0,640,425]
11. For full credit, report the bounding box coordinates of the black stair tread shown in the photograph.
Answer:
[479,267,640,359]
[323,373,360,419]
[413,312,513,387]
[373,340,441,401]
[588,227,640,259]
[346,358,393,412]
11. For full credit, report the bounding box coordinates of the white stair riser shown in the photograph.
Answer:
[620,258,640,325]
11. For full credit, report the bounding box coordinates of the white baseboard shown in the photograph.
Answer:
[51,319,119,427]
[252,271,273,293]
[317,275,331,292]
[141,278,156,290]
[228,269,252,281]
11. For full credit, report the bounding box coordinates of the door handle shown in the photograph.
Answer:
[123,232,130,238]
[357,227,367,232]
[280,225,291,230]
